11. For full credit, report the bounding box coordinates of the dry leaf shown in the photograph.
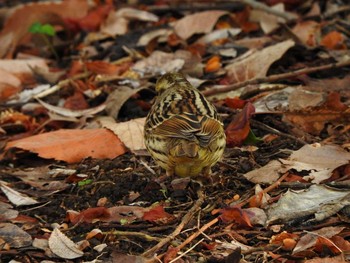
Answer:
[225,39,295,84]
[49,228,84,259]
[99,116,145,151]
[292,21,321,47]
[0,223,32,248]
[0,182,38,206]
[105,86,144,119]
[173,10,228,40]
[267,185,350,224]
[0,0,88,58]
[4,129,126,163]
[250,3,287,34]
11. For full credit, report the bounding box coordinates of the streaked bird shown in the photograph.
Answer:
[144,72,226,177]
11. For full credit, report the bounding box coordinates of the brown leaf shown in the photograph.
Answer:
[85,61,119,75]
[225,102,255,147]
[284,92,349,135]
[0,223,32,248]
[219,206,252,227]
[0,0,88,58]
[142,205,175,225]
[225,39,294,84]
[67,207,111,224]
[292,20,320,47]
[4,129,126,163]
[64,91,89,110]
[174,10,228,40]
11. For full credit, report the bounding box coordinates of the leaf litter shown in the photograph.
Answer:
[0,0,349,262]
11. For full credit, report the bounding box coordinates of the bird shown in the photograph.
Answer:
[144,72,226,178]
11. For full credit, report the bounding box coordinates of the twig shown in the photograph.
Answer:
[203,60,350,97]
[106,230,162,242]
[176,217,219,251]
[169,238,204,263]
[142,188,205,258]
[232,0,298,20]
[238,172,289,207]
[250,119,307,145]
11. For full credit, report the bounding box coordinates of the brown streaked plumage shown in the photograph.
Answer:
[144,72,226,177]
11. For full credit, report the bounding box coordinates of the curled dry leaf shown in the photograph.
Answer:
[4,129,126,163]
[49,228,83,259]
[225,39,295,84]
[173,10,228,40]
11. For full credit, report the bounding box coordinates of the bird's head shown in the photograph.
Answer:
[155,72,190,94]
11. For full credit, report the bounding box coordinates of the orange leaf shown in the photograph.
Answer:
[4,129,126,163]
[320,31,346,50]
[163,247,179,263]
[314,236,341,254]
[225,102,255,147]
[64,91,89,110]
[142,205,175,225]
[66,4,113,32]
[85,61,119,75]
[219,206,252,227]
[205,55,221,73]
[67,207,111,224]
[225,97,247,109]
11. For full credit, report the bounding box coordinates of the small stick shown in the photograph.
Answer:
[238,172,289,207]
[142,188,205,258]
[203,60,350,97]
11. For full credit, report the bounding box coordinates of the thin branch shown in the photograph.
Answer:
[142,188,205,258]
[203,60,350,97]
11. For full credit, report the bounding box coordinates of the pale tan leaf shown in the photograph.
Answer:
[173,10,228,40]
[99,116,145,151]
[0,182,38,206]
[225,39,295,84]
[48,228,83,259]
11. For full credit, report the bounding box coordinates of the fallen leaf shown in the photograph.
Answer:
[250,3,287,34]
[67,207,111,224]
[225,39,295,84]
[0,182,38,206]
[205,55,221,73]
[142,205,175,225]
[293,226,345,254]
[267,185,350,224]
[0,202,18,221]
[320,31,346,50]
[225,102,255,147]
[99,117,146,152]
[0,0,88,58]
[0,223,32,248]
[292,20,320,47]
[105,86,145,119]
[173,10,228,40]
[132,50,185,75]
[244,160,282,184]
[281,143,350,183]
[49,228,84,259]
[4,129,126,163]
[219,206,253,227]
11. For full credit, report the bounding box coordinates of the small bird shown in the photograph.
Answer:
[144,72,226,177]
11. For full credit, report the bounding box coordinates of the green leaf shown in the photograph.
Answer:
[78,179,93,187]
[29,22,42,34]
[244,129,262,145]
[40,24,56,36]
[29,22,56,36]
